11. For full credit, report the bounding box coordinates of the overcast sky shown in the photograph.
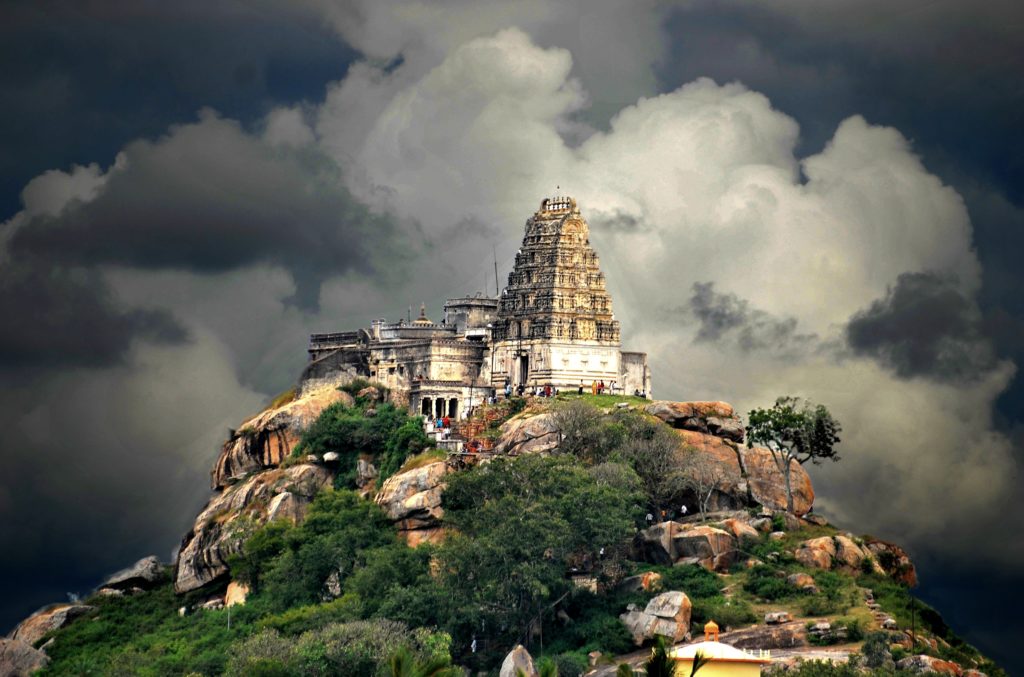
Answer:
[2,1,1022,670]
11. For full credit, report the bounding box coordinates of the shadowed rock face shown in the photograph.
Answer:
[637,522,737,572]
[9,604,94,647]
[175,464,333,593]
[864,539,918,587]
[100,555,164,591]
[0,638,49,676]
[212,386,353,489]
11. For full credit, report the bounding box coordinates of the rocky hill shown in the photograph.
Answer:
[2,382,1005,676]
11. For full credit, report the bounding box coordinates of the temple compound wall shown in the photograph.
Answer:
[300,196,651,420]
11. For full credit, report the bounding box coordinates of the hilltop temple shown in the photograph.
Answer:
[301,196,650,419]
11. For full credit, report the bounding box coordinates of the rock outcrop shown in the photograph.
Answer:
[212,385,352,489]
[500,645,538,677]
[672,525,737,571]
[0,638,49,676]
[9,604,94,647]
[794,534,891,577]
[620,590,692,645]
[896,654,964,675]
[645,401,744,443]
[375,460,450,545]
[637,521,737,572]
[100,555,164,592]
[864,538,918,587]
[492,413,560,456]
[175,464,333,593]
[672,428,814,515]
[719,621,809,649]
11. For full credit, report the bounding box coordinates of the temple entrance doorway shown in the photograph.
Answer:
[518,355,529,386]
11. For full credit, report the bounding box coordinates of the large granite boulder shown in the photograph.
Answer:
[787,573,817,593]
[718,620,809,648]
[637,522,737,571]
[864,538,918,587]
[794,535,883,576]
[500,645,538,677]
[637,521,677,565]
[673,525,737,571]
[212,385,353,489]
[833,535,870,571]
[9,604,94,646]
[620,590,692,645]
[720,518,760,544]
[175,464,333,593]
[100,555,164,592]
[794,536,838,570]
[896,655,964,675]
[375,460,450,544]
[672,429,814,515]
[492,413,560,456]
[0,638,49,676]
[645,401,743,442]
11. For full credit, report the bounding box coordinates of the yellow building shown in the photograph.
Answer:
[669,621,771,677]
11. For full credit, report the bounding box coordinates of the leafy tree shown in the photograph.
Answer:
[678,447,726,516]
[251,490,398,609]
[616,415,688,516]
[746,396,842,513]
[438,455,641,665]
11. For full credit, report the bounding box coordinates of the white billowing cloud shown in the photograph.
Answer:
[263,106,316,149]
[19,162,110,218]
[308,0,665,123]
[313,27,1018,562]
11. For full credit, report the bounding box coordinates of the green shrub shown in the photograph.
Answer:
[743,564,793,600]
[649,564,723,599]
[691,597,756,629]
[861,631,895,669]
[552,652,588,677]
[339,378,375,396]
[293,402,428,488]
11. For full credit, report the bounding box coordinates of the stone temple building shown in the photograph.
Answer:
[301,196,650,420]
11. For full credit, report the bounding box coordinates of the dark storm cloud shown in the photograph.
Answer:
[9,111,406,308]
[846,272,998,383]
[0,0,357,219]
[0,260,186,370]
[657,1,1024,201]
[686,281,818,355]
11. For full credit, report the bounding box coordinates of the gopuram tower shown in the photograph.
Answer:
[490,196,650,395]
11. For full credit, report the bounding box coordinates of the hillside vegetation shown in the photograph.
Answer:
[26,392,1004,676]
